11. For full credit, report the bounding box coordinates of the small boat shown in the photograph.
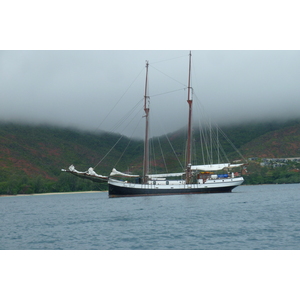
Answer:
[62,51,245,197]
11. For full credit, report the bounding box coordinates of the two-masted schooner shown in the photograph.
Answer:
[62,51,245,197]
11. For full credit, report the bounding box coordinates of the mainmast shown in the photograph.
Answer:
[143,61,150,183]
[186,51,193,184]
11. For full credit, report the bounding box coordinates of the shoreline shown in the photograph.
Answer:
[0,191,107,197]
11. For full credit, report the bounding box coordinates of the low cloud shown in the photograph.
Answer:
[1,50,300,138]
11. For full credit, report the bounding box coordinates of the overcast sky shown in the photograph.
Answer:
[1,1,300,138]
[1,50,300,138]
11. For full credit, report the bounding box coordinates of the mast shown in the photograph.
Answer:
[186,51,193,184]
[143,61,150,183]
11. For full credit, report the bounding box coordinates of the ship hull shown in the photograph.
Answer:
[108,177,244,198]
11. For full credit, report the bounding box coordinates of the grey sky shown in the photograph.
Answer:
[1,50,300,138]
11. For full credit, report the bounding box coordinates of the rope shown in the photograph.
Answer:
[93,102,144,169]
[217,126,247,162]
[93,66,145,134]
[157,136,168,173]
[93,134,124,169]
[149,65,187,87]
[113,116,143,168]
[165,133,184,171]
[150,88,185,98]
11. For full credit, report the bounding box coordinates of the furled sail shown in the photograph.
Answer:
[191,163,244,172]
[61,165,109,182]
[148,173,185,178]
[110,168,140,178]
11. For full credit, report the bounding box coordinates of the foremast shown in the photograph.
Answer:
[143,61,150,184]
[186,51,193,184]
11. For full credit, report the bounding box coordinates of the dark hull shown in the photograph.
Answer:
[108,183,236,198]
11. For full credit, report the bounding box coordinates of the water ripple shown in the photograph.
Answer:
[1,185,300,249]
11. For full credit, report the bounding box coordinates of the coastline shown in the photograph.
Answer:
[0,191,106,197]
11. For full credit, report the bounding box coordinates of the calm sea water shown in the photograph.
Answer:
[1,184,300,250]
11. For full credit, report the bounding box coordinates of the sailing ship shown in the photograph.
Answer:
[62,51,245,197]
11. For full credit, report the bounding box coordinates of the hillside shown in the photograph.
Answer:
[239,123,300,158]
[0,122,143,194]
[216,119,300,153]
[1,119,300,194]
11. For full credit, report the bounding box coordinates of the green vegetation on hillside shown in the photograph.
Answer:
[0,122,143,195]
[1,119,300,195]
[218,119,300,158]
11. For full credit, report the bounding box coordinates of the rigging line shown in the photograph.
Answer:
[197,122,210,164]
[153,109,185,171]
[209,126,220,163]
[93,66,145,133]
[150,88,185,98]
[195,104,211,164]
[165,133,185,171]
[217,126,247,162]
[93,105,144,169]
[149,134,158,175]
[210,121,213,164]
[209,125,230,163]
[203,124,212,164]
[93,134,124,169]
[110,99,143,133]
[110,100,143,134]
[217,137,230,163]
[217,127,220,163]
[193,90,246,163]
[192,136,196,165]
[199,127,206,165]
[157,136,168,173]
[193,92,215,164]
[193,92,208,118]
[113,116,144,168]
[149,65,187,87]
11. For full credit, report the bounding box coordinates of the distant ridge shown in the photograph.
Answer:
[239,122,300,158]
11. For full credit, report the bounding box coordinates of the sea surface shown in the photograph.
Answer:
[1,184,300,250]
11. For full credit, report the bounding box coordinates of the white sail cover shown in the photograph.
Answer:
[64,165,108,179]
[110,168,139,178]
[191,163,244,171]
[148,173,185,178]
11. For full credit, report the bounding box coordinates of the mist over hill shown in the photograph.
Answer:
[2,51,300,139]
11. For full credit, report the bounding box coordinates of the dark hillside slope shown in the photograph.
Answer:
[0,123,143,194]
[239,123,300,158]
[218,119,300,154]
